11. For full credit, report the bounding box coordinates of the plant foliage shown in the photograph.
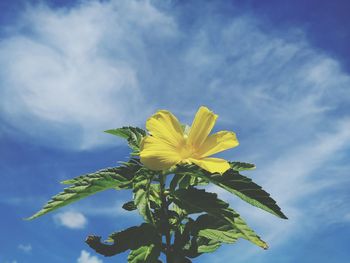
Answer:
[29,126,286,262]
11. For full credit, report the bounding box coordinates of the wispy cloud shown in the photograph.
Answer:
[18,243,32,253]
[0,1,348,152]
[77,250,103,263]
[210,118,350,262]
[0,0,177,149]
[1,1,350,262]
[78,200,138,218]
[54,211,87,229]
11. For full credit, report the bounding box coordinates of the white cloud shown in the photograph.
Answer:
[79,200,138,218]
[344,213,350,222]
[160,8,350,261]
[1,1,350,261]
[0,0,177,149]
[54,211,87,229]
[1,0,349,152]
[213,119,350,262]
[18,244,32,253]
[77,250,103,263]
[205,117,350,262]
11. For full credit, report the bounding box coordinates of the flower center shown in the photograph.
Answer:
[178,137,198,159]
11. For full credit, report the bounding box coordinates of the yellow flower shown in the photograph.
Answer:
[140,106,239,174]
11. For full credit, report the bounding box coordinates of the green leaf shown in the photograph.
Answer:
[197,238,221,254]
[149,184,162,208]
[183,214,240,257]
[134,188,153,223]
[87,223,159,257]
[27,161,140,220]
[179,219,220,258]
[192,214,241,244]
[171,203,187,220]
[122,201,137,211]
[198,229,239,244]
[176,165,287,219]
[133,174,156,223]
[184,237,221,257]
[170,174,182,191]
[61,159,141,185]
[105,126,146,155]
[230,162,256,171]
[128,244,160,263]
[174,218,193,250]
[211,170,287,219]
[170,174,208,192]
[171,188,268,249]
[108,223,159,250]
[192,213,235,232]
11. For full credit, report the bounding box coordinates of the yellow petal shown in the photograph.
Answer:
[140,136,181,171]
[188,106,218,148]
[188,157,230,174]
[146,110,184,147]
[197,131,239,158]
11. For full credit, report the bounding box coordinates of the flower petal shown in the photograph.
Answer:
[197,131,239,158]
[146,110,184,147]
[140,136,181,171]
[189,157,230,174]
[188,106,218,148]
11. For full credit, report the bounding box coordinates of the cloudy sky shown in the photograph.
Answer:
[1,0,350,262]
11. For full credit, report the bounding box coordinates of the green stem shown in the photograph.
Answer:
[159,173,172,263]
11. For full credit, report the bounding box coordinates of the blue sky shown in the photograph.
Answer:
[1,0,350,262]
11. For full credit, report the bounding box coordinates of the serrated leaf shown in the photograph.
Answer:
[192,214,233,233]
[230,162,256,171]
[212,170,287,219]
[193,214,241,244]
[122,201,137,211]
[134,189,153,223]
[149,184,161,208]
[170,174,208,192]
[185,236,221,257]
[128,244,160,263]
[87,223,159,257]
[108,223,159,249]
[198,229,239,243]
[27,161,139,220]
[133,175,155,223]
[171,188,268,249]
[197,238,221,254]
[171,203,187,219]
[105,126,146,155]
[183,218,223,258]
[176,165,287,219]
[61,159,140,186]
[182,214,239,257]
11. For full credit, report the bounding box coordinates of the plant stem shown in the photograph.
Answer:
[159,173,172,263]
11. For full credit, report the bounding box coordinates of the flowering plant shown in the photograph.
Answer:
[29,106,286,262]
